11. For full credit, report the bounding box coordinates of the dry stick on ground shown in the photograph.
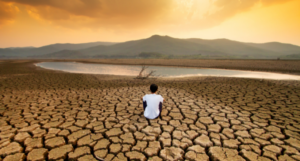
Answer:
[136,65,156,79]
[137,65,148,78]
[145,70,155,78]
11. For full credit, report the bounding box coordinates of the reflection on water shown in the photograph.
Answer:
[36,62,300,80]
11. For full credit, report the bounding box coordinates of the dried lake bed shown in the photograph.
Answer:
[0,60,300,161]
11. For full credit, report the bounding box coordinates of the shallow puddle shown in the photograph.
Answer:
[36,62,300,80]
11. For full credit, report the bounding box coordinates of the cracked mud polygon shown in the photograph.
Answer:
[0,60,300,161]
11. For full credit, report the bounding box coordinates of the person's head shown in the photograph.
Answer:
[150,84,158,93]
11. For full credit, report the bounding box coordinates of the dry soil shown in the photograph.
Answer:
[0,60,300,161]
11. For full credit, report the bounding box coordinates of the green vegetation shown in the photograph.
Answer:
[138,52,166,58]
[137,52,260,59]
[280,53,300,59]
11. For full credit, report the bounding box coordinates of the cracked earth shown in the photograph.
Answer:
[0,61,300,161]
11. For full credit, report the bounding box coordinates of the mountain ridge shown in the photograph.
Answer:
[0,41,116,58]
[1,35,300,59]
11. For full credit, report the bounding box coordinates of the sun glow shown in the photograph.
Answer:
[0,0,299,47]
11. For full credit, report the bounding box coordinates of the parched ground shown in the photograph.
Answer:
[0,60,300,161]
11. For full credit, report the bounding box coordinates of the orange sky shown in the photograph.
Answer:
[0,0,299,48]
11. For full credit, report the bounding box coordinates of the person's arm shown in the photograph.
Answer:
[142,96,147,111]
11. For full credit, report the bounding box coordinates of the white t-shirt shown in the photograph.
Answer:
[143,94,164,119]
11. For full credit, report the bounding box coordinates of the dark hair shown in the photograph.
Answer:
[150,84,158,93]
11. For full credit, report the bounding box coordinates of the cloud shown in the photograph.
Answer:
[261,0,294,6]
[178,0,295,30]
[1,0,175,30]
[0,0,295,31]
[0,1,19,25]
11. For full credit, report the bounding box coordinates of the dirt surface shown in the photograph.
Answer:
[0,60,300,161]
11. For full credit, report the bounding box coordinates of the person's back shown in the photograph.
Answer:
[142,84,164,119]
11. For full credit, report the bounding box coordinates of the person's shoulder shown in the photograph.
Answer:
[157,94,163,98]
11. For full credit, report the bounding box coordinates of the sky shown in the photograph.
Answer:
[0,0,299,48]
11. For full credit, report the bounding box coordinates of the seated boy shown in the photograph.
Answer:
[142,84,164,119]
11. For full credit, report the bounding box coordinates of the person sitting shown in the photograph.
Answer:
[142,84,164,119]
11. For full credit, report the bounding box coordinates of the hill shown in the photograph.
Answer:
[247,42,300,54]
[0,42,115,58]
[76,35,300,59]
[33,50,85,59]
[1,35,300,59]
[186,38,283,58]
[78,35,227,58]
